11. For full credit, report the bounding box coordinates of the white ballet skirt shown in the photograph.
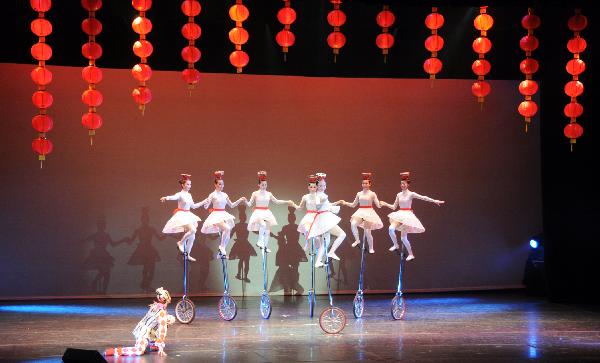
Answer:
[162,209,201,233]
[201,210,235,234]
[298,211,341,238]
[388,209,425,233]
[247,208,278,231]
[351,207,384,230]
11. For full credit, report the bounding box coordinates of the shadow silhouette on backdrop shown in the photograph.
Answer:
[127,207,165,292]
[82,215,130,294]
[189,232,214,293]
[229,205,256,285]
[269,207,306,295]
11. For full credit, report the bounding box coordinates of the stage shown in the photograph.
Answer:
[1,290,599,362]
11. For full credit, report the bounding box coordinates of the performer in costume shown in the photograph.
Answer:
[291,175,345,267]
[160,174,209,261]
[334,172,384,254]
[245,171,293,253]
[380,172,444,261]
[104,287,175,357]
[314,172,346,263]
[201,171,246,257]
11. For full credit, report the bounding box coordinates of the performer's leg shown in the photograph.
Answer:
[178,224,194,253]
[257,220,272,252]
[326,226,346,260]
[365,229,375,253]
[388,221,401,251]
[315,237,326,268]
[183,224,197,262]
[350,218,361,247]
[105,338,148,356]
[400,230,415,260]
[218,222,232,255]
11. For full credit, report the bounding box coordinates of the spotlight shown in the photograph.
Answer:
[529,239,539,249]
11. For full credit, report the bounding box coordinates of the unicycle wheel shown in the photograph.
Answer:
[353,292,364,318]
[175,297,195,324]
[260,292,272,319]
[218,295,237,321]
[391,295,406,320]
[319,306,346,334]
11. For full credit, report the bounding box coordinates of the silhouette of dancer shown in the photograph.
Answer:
[127,207,165,292]
[269,207,306,295]
[82,216,130,294]
[229,205,256,283]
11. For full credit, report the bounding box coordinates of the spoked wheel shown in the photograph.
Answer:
[319,306,347,334]
[218,295,237,321]
[308,290,316,318]
[353,292,364,318]
[391,295,406,320]
[175,297,196,324]
[260,292,272,319]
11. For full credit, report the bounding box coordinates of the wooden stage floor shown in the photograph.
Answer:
[1,291,599,362]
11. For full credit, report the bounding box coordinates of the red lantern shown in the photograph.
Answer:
[132,1,152,112]
[181,46,201,63]
[564,122,583,140]
[376,33,394,50]
[519,35,539,53]
[81,0,102,12]
[566,59,585,76]
[181,1,201,90]
[132,63,152,82]
[520,58,539,74]
[229,27,249,45]
[518,100,538,119]
[82,42,102,60]
[518,8,540,131]
[82,66,103,84]
[82,89,103,107]
[132,87,152,105]
[182,23,201,40]
[567,37,587,54]
[181,0,201,16]
[375,5,394,61]
[32,114,53,133]
[518,80,538,96]
[327,10,346,27]
[229,1,250,73]
[229,4,249,22]
[229,50,249,72]
[182,68,201,84]
[564,102,583,118]
[132,17,152,35]
[564,80,584,98]
[82,113,103,130]
[521,13,541,30]
[472,7,492,103]
[133,40,153,58]
[31,0,53,165]
[327,0,345,62]
[567,13,587,32]
[82,18,102,35]
[31,67,53,86]
[376,9,395,28]
[82,0,103,143]
[424,7,444,79]
[276,1,296,60]
[132,0,152,12]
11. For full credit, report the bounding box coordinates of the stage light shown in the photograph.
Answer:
[530,239,539,249]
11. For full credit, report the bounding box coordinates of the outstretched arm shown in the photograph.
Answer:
[372,192,382,208]
[202,193,213,209]
[245,192,256,207]
[192,195,211,209]
[413,192,445,206]
[381,194,399,210]
[228,196,247,208]
[160,192,180,203]
[337,193,359,208]
[290,195,305,210]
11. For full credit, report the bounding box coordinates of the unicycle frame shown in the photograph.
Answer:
[308,237,316,317]
[175,239,196,324]
[395,247,406,297]
[217,231,237,321]
[260,241,271,319]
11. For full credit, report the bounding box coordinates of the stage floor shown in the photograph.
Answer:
[1,291,599,362]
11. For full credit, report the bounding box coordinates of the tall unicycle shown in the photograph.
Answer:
[175,240,196,324]
[391,247,407,320]
[307,237,316,318]
[217,234,237,321]
[353,233,368,318]
[318,235,347,334]
[259,243,271,319]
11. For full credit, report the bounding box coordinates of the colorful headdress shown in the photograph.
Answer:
[316,172,327,182]
[155,287,171,304]
[400,172,411,181]
[361,172,372,181]
[180,173,191,181]
[257,171,267,182]
[214,170,224,180]
[308,174,318,184]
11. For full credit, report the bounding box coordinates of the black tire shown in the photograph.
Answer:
[319,306,347,334]
[391,295,406,320]
[218,295,237,321]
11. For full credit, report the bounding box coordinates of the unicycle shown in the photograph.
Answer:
[217,234,237,321]
[259,242,271,319]
[390,247,407,320]
[175,240,195,324]
[307,237,316,317]
[353,233,368,318]
[318,235,346,334]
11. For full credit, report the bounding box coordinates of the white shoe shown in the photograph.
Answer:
[177,241,184,253]
[369,249,375,254]
[327,252,340,261]
[315,261,324,268]
[256,241,265,249]
[351,240,360,247]
[218,246,227,256]
[265,247,272,253]
[186,255,196,262]
[406,254,415,261]
[389,244,399,251]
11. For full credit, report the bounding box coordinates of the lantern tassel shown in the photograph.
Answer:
[90,135,94,146]
[284,53,287,62]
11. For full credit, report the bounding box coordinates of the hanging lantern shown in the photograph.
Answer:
[276,1,296,61]
[472,6,493,105]
[30,0,53,167]
[181,0,202,91]
[327,0,345,63]
[375,5,395,63]
[424,7,444,79]
[518,8,541,131]
[228,0,249,73]
[131,0,152,113]
[81,0,103,145]
[564,9,587,150]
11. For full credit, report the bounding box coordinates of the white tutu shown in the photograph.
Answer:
[388,210,425,233]
[201,210,236,234]
[351,207,384,230]
[162,210,201,233]
[247,208,278,231]
[298,211,341,238]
